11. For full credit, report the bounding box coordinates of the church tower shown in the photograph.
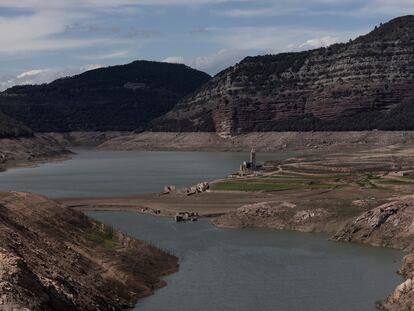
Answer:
[250,148,256,170]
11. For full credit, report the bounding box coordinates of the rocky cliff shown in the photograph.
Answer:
[153,16,414,136]
[0,192,178,310]
[0,61,210,132]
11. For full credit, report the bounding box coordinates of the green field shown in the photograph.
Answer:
[211,178,333,192]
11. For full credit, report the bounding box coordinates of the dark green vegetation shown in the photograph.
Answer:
[0,61,210,132]
[0,112,32,138]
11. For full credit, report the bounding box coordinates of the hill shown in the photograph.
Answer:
[0,192,178,310]
[0,112,32,138]
[0,61,211,132]
[152,16,414,136]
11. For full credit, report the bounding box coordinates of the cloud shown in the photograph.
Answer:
[65,23,161,39]
[209,26,356,51]
[81,50,131,60]
[0,0,240,10]
[163,56,186,64]
[298,36,340,49]
[163,49,252,75]
[163,26,359,75]
[0,64,103,91]
[0,7,117,55]
[216,0,414,18]
[357,0,414,16]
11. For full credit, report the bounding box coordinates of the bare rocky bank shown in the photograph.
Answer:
[5,130,414,155]
[0,192,178,310]
[0,134,70,172]
[51,130,414,152]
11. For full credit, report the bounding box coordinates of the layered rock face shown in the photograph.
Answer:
[153,16,414,136]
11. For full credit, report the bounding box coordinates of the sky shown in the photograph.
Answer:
[0,0,413,90]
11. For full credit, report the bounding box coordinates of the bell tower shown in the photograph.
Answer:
[250,148,256,170]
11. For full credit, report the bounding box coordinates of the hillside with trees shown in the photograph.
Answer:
[0,61,211,132]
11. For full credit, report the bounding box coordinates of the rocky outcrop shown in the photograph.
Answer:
[0,192,178,310]
[382,278,414,311]
[330,199,414,311]
[153,16,414,136]
[214,201,336,233]
[334,200,414,250]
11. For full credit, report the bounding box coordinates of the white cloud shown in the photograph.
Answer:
[0,0,241,10]
[216,0,414,18]
[210,26,357,51]
[163,56,186,64]
[217,7,278,17]
[163,26,361,75]
[163,49,252,75]
[299,36,340,49]
[357,0,414,16]
[0,7,116,55]
[81,50,131,60]
[0,64,103,91]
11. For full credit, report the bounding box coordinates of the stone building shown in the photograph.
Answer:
[240,148,260,173]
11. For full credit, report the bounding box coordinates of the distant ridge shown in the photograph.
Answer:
[152,15,414,136]
[0,61,211,132]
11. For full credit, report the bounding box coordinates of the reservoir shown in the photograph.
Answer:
[0,149,283,198]
[0,149,404,310]
[89,211,402,311]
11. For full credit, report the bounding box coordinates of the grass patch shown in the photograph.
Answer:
[212,181,294,192]
[211,180,334,192]
[87,225,117,250]
[378,178,414,185]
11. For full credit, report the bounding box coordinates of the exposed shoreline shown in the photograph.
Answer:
[0,192,178,310]
[0,134,72,173]
[3,131,414,309]
[57,141,414,311]
[5,130,414,171]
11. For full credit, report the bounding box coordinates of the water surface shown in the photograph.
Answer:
[0,149,284,198]
[0,149,403,310]
[89,211,403,311]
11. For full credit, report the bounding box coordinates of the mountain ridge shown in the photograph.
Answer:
[0,60,211,133]
[151,15,414,136]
